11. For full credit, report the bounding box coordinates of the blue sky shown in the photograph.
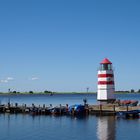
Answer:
[0,0,140,92]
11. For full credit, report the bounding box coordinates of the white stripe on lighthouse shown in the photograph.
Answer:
[98,77,114,82]
[98,85,115,89]
[98,71,114,75]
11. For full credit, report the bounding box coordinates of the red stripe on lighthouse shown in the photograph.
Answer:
[98,81,114,85]
[98,74,114,78]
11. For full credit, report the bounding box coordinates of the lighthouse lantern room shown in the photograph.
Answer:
[97,58,116,102]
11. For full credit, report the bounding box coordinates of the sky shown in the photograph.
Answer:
[0,0,140,92]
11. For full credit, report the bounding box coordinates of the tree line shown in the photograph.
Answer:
[115,89,140,93]
[7,90,54,94]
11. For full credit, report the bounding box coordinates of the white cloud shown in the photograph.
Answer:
[0,77,14,83]
[7,77,14,81]
[0,80,8,83]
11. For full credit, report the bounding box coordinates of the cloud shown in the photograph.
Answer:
[7,77,14,81]
[0,80,8,83]
[30,77,39,81]
[0,77,14,83]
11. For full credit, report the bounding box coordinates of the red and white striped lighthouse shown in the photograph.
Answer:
[97,58,115,102]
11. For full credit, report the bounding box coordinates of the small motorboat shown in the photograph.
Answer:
[30,107,39,115]
[68,104,86,116]
[116,110,140,118]
[119,100,139,106]
[51,106,67,115]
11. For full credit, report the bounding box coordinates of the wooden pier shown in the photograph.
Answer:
[0,103,139,118]
[88,104,140,117]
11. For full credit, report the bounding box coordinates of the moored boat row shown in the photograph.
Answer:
[0,103,140,118]
[0,104,88,116]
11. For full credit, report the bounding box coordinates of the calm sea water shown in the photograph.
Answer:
[0,93,140,106]
[0,93,140,140]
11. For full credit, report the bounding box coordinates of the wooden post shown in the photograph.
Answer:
[8,98,10,108]
[100,104,102,115]
[60,104,62,115]
[66,104,69,113]
[85,104,89,115]
[8,102,10,109]
[127,105,129,111]
[100,104,102,110]
[113,105,116,112]
[15,103,18,107]
[72,108,75,115]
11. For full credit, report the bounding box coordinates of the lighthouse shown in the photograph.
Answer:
[97,58,115,102]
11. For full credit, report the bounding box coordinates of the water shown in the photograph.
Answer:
[0,93,140,140]
[0,93,139,106]
[0,94,97,106]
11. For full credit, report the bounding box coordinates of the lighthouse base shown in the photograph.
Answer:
[97,99,116,104]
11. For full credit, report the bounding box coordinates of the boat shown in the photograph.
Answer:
[51,106,67,115]
[116,110,140,118]
[68,104,86,116]
[119,100,139,106]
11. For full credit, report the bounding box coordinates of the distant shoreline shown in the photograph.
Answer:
[0,92,96,95]
[0,92,139,95]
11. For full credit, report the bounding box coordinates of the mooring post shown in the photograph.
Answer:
[8,102,10,109]
[7,98,10,109]
[113,105,116,112]
[15,103,18,107]
[85,106,89,115]
[32,103,35,110]
[22,104,25,113]
[72,108,75,115]
[60,104,62,115]
[66,104,69,113]
[100,104,102,115]
[127,105,129,111]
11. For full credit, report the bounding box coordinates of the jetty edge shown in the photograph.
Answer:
[0,101,140,118]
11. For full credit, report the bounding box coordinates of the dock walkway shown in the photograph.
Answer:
[0,103,140,118]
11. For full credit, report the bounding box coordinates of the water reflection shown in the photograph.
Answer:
[97,116,116,140]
